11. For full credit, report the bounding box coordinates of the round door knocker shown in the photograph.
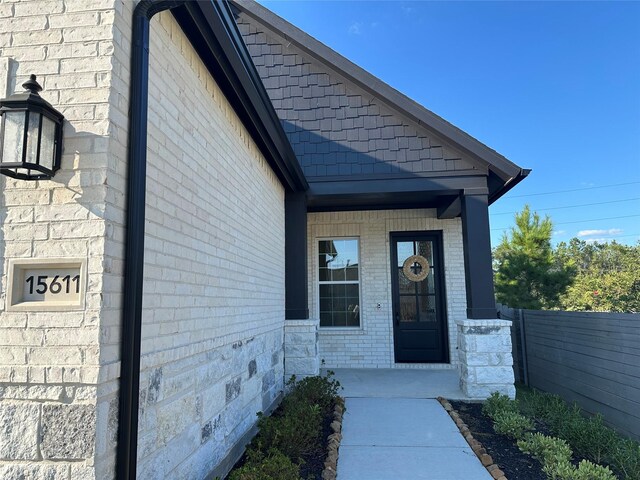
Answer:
[402,255,430,282]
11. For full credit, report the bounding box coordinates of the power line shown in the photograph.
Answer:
[579,233,640,239]
[491,214,640,231]
[492,197,640,216]
[506,181,640,198]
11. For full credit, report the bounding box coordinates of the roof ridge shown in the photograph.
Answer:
[231,0,525,181]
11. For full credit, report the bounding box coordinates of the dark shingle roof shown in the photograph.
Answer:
[231,0,529,200]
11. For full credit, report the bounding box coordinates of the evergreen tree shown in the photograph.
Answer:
[493,205,573,309]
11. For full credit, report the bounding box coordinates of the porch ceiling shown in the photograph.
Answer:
[306,175,485,212]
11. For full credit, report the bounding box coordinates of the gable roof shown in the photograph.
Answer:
[232,0,529,204]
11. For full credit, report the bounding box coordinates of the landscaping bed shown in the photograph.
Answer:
[224,372,344,480]
[445,387,640,480]
[449,400,546,480]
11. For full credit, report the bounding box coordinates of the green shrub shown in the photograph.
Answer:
[611,438,640,480]
[547,458,578,480]
[517,388,567,424]
[283,371,341,417]
[228,449,301,480]
[556,411,617,465]
[517,387,640,478]
[253,401,323,462]
[518,432,573,469]
[572,460,617,480]
[482,391,519,420]
[493,410,534,440]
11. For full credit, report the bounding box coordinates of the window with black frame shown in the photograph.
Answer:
[318,238,360,327]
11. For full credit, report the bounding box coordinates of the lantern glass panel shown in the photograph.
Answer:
[40,116,56,171]
[25,112,41,165]
[1,111,25,164]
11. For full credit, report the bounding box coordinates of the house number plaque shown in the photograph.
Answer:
[7,259,86,311]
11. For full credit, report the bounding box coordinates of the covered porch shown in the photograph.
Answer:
[328,368,468,400]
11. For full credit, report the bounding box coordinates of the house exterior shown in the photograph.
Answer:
[0,1,527,479]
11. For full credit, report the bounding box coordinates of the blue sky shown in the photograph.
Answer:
[258,0,640,247]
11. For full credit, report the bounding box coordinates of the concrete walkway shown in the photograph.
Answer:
[332,369,492,480]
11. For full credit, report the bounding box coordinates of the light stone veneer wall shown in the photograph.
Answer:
[0,1,125,479]
[135,12,286,480]
[307,209,466,369]
[458,319,515,399]
[1,2,287,480]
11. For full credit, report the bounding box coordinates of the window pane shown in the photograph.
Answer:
[25,112,40,165]
[1,111,25,163]
[318,239,360,327]
[331,266,345,282]
[345,263,359,281]
[345,284,359,297]
[346,309,360,326]
[398,267,415,294]
[320,312,332,327]
[319,284,332,299]
[332,311,347,327]
[418,295,437,322]
[39,116,56,171]
[399,296,417,323]
[396,242,414,266]
[332,295,346,313]
[417,241,434,266]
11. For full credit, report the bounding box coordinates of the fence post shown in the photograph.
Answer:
[519,309,529,387]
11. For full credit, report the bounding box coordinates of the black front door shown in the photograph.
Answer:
[391,232,448,363]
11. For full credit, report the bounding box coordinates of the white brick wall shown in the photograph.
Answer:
[308,209,467,369]
[133,12,286,480]
[1,2,287,479]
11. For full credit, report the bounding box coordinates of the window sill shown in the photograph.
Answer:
[318,327,366,335]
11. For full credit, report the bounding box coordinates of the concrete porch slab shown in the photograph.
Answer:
[338,445,491,480]
[328,368,467,400]
[341,398,466,447]
[337,398,492,480]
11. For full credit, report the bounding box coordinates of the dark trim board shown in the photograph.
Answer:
[307,176,486,212]
[285,192,309,320]
[461,193,497,318]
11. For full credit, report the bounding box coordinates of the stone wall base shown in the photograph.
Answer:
[457,319,515,399]
[284,319,320,379]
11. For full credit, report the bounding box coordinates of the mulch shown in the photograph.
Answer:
[450,401,547,480]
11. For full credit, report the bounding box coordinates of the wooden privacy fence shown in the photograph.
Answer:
[500,305,640,440]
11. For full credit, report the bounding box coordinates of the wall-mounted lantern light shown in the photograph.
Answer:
[0,74,64,180]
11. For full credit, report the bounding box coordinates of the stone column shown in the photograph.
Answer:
[284,320,320,379]
[457,319,515,399]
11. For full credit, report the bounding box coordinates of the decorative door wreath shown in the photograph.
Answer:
[402,255,430,282]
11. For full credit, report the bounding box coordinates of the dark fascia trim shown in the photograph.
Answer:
[305,168,486,184]
[118,2,305,479]
[174,1,307,192]
[308,175,487,197]
[488,168,531,205]
[232,0,528,183]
